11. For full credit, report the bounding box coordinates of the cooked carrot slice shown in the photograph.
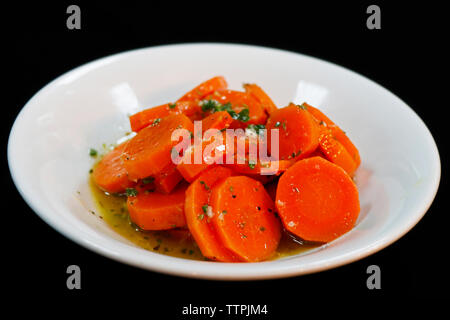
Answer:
[276,156,360,243]
[122,114,194,181]
[176,131,236,182]
[127,182,188,230]
[178,76,228,103]
[318,129,358,177]
[266,103,320,160]
[201,111,233,132]
[304,103,361,166]
[204,90,267,127]
[154,164,183,194]
[129,101,200,132]
[184,166,240,262]
[226,157,293,176]
[92,142,135,193]
[243,83,278,115]
[210,176,281,262]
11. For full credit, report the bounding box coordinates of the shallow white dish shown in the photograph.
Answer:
[8,43,440,280]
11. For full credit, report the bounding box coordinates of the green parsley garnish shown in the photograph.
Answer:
[199,181,210,191]
[152,118,161,126]
[222,210,227,215]
[297,103,308,110]
[126,188,138,197]
[168,103,177,109]
[89,148,98,157]
[248,161,256,169]
[200,100,250,123]
[197,214,204,220]
[282,122,287,130]
[274,121,281,128]
[202,205,208,214]
[247,124,266,135]
[142,177,155,184]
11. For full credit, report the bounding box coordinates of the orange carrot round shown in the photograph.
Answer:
[204,90,267,127]
[210,176,281,262]
[305,103,361,166]
[153,164,183,194]
[276,156,360,243]
[92,142,135,193]
[129,101,199,132]
[266,103,320,161]
[127,182,188,230]
[122,114,194,181]
[178,76,228,103]
[318,129,358,177]
[184,166,240,262]
[201,110,233,132]
[243,83,278,115]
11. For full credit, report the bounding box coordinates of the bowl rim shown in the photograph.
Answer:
[7,42,441,280]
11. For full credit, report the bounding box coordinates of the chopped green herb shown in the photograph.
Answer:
[248,161,256,169]
[201,99,220,112]
[297,103,308,110]
[152,118,161,126]
[199,181,210,191]
[202,205,208,214]
[89,169,93,174]
[126,188,138,197]
[197,214,205,220]
[188,250,194,255]
[282,122,287,130]
[222,210,227,215]
[274,121,281,128]
[247,124,266,135]
[89,148,98,157]
[260,226,266,231]
[168,103,177,109]
[142,176,155,184]
[236,108,250,122]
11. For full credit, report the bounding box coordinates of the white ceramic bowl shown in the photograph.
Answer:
[8,43,440,280]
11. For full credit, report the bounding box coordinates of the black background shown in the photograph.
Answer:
[3,0,448,312]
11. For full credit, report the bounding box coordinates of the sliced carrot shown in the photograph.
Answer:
[184,166,240,262]
[204,90,267,127]
[266,103,320,160]
[176,130,235,182]
[227,157,293,176]
[154,164,183,194]
[129,101,200,132]
[127,182,188,230]
[178,76,228,103]
[201,111,233,132]
[276,156,360,243]
[92,142,135,193]
[304,103,361,166]
[318,129,358,177]
[243,83,278,115]
[122,114,194,181]
[210,176,281,262]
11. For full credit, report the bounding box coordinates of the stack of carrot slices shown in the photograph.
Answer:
[92,76,361,262]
